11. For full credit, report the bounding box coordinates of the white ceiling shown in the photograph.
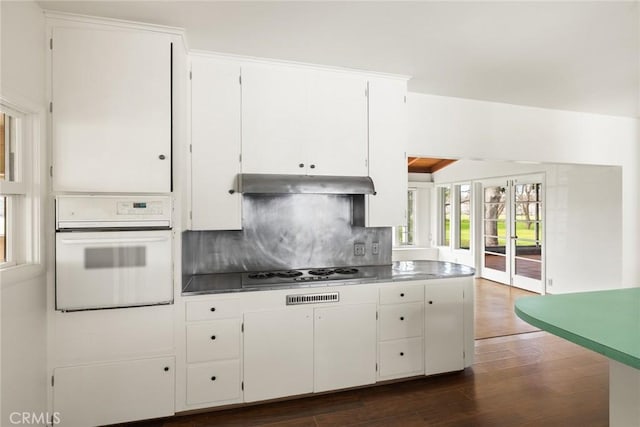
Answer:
[38,1,639,117]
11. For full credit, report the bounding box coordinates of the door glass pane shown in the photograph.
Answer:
[485,253,506,271]
[484,220,506,238]
[84,247,146,269]
[484,204,507,219]
[515,258,542,280]
[515,220,543,241]
[484,186,506,203]
[515,241,542,260]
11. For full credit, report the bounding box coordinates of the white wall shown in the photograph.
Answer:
[0,0,47,424]
[409,92,639,288]
[433,159,622,295]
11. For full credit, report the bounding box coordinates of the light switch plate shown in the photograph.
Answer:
[372,242,379,255]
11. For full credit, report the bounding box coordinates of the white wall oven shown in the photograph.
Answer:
[55,196,173,311]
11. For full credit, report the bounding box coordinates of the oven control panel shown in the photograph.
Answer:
[56,195,172,229]
[117,201,165,215]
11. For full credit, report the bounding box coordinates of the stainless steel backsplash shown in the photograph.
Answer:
[183,194,392,274]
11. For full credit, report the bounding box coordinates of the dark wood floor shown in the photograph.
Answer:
[125,280,608,427]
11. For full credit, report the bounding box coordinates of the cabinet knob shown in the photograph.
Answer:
[158,154,166,160]
[211,376,217,381]
[310,164,316,169]
[400,316,405,321]
[428,301,433,305]
[400,352,404,356]
[210,307,216,312]
[211,335,216,340]
[299,163,305,168]
[228,189,235,194]
[400,293,405,297]
[164,366,170,372]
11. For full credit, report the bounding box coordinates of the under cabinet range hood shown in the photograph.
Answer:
[239,174,376,195]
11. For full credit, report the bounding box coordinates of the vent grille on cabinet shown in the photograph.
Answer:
[286,292,340,305]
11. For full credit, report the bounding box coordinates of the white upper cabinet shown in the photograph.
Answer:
[241,63,368,176]
[367,78,408,227]
[190,56,242,230]
[306,70,368,176]
[241,64,309,175]
[52,27,172,193]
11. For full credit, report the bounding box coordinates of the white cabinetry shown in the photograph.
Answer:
[243,308,314,402]
[184,297,243,408]
[241,63,368,176]
[51,26,172,193]
[425,281,465,375]
[190,56,242,230]
[378,284,425,380]
[367,77,408,227]
[53,357,175,427]
[314,304,377,392]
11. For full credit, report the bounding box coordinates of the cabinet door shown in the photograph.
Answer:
[314,304,377,392]
[307,70,368,176]
[425,282,464,375]
[52,27,171,193]
[243,308,314,402]
[367,78,408,227]
[241,64,308,175]
[190,57,242,230]
[53,357,174,427]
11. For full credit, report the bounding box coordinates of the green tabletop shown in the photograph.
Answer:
[515,288,640,370]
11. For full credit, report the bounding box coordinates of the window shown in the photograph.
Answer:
[393,188,417,246]
[456,184,471,250]
[0,101,38,269]
[439,186,451,246]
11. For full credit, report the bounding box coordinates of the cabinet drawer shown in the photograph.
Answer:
[379,338,424,379]
[379,285,424,305]
[187,319,241,363]
[187,360,242,405]
[186,298,241,321]
[378,302,424,340]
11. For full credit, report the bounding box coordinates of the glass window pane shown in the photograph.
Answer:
[442,187,451,246]
[0,112,17,182]
[457,184,471,250]
[0,113,5,180]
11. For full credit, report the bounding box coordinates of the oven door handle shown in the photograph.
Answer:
[58,237,169,245]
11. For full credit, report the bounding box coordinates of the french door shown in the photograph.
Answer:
[480,175,544,294]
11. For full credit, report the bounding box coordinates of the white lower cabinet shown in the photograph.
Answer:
[425,281,465,375]
[184,298,243,408]
[243,308,314,402]
[53,357,175,427]
[378,284,425,380]
[187,360,242,405]
[314,304,377,392]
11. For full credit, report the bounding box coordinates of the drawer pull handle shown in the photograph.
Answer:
[210,307,216,312]
[164,366,170,372]
[299,163,305,168]
[428,301,433,304]
[400,316,404,321]
[400,293,405,297]
[400,352,404,356]
[211,335,216,340]
[211,376,217,381]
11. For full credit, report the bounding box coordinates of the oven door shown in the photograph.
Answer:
[55,230,173,311]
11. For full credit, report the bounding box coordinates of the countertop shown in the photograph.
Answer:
[515,288,640,370]
[182,260,475,296]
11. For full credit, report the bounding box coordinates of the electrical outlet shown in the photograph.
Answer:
[354,242,365,256]
[371,242,380,255]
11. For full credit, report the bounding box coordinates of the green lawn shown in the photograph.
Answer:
[446,216,541,248]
